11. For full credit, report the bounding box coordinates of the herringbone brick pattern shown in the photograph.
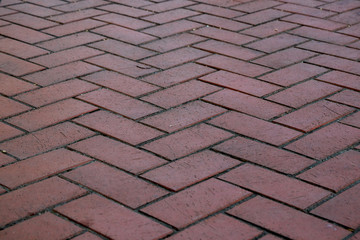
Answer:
[0,0,359,239]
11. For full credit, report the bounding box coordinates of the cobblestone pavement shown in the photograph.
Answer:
[0,0,360,239]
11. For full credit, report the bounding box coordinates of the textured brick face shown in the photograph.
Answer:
[1,0,359,239]
[55,194,172,239]
[141,178,251,229]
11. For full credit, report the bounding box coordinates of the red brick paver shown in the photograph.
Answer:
[1,0,359,239]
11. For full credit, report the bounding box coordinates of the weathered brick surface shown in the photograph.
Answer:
[228,197,350,240]
[0,149,91,189]
[213,137,315,174]
[55,194,172,239]
[63,162,169,208]
[141,150,239,191]
[141,178,251,229]
[1,0,359,238]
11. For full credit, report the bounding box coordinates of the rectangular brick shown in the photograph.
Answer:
[192,26,257,45]
[275,3,335,18]
[267,80,341,108]
[193,0,242,7]
[330,8,360,25]
[0,73,36,96]
[30,46,103,68]
[189,14,250,31]
[89,39,156,60]
[246,33,307,53]
[204,89,289,119]
[48,9,107,24]
[73,111,163,145]
[307,55,360,75]
[23,61,101,86]
[197,54,271,77]
[259,62,328,87]
[232,0,281,12]
[142,8,198,24]
[69,135,166,174]
[142,150,239,191]
[235,9,290,25]
[167,214,262,240]
[6,99,97,131]
[200,71,280,97]
[228,196,350,240]
[322,0,360,12]
[253,48,316,69]
[0,213,82,240]
[311,184,360,229]
[317,71,360,91]
[0,122,95,159]
[299,150,360,192]
[1,13,58,29]
[141,33,205,53]
[0,95,31,119]
[141,101,226,132]
[194,40,264,60]
[141,80,220,109]
[0,53,44,76]
[0,122,23,142]
[341,111,360,128]
[92,24,157,44]
[240,20,298,38]
[15,79,99,107]
[278,0,323,7]
[221,164,330,209]
[63,162,168,208]
[298,40,360,61]
[85,54,157,78]
[36,32,104,52]
[112,0,151,7]
[274,101,354,132]
[24,0,64,7]
[0,177,87,226]
[290,26,357,45]
[286,123,360,159]
[141,63,215,87]
[72,232,103,240]
[82,70,158,97]
[0,153,15,167]
[0,38,49,59]
[209,111,302,146]
[142,20,203,38]
[77,88,160,119]
[141,47,210,69]
[55,194,172,239]
[188,4,243,18]
[142,0,194,12]
[328,90,360,108]
[43,19,106,37]
[8,2,61,17]
[213,137,315,174]
[141,178,251,229]
[53,0,108,12]
[94,13,154,30]
[142,124,233,160]
[0,149,91,189]
[98,4,152,17]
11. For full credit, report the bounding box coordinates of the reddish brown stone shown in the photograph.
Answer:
[55,194,172,239]
[141,178,251,229]
[228,197,350,240]
[141,150,239,191]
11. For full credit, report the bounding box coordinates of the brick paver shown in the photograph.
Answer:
[1,0,359,239]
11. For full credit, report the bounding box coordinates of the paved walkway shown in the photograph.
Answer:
[0,0,360,239]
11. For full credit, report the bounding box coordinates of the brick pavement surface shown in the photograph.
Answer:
[0,0,359,239]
